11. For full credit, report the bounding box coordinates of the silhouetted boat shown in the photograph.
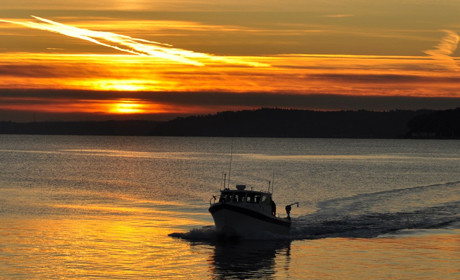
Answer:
[209,184,298,238]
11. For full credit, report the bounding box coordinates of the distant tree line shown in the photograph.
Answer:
[406,108,460,139]
[1,108,459,138]
[151,108,460,139]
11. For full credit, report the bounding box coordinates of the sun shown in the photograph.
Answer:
[109,100,146,114]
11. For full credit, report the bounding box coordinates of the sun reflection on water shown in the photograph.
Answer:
[0,185,211,279]
[0,210,210,278]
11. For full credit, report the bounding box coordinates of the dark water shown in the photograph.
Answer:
[0,136,458,279]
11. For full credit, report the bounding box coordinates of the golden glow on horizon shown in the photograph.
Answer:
[0,95,169,115]
[0,51,459,116]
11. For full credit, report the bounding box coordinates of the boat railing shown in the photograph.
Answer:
[209,195,217,205]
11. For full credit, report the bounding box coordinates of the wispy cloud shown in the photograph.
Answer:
[0,16,268,67]
[424,30,459,71]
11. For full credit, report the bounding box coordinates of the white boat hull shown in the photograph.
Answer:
[209,203,290,238]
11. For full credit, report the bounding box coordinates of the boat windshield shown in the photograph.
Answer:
[235,192,245,202]
[219,190,270,204]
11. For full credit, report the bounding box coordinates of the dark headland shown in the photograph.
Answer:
[1,108,459,139]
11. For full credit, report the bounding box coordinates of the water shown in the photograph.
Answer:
[0,136,458,279]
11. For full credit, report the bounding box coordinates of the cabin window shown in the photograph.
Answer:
[254,194,261,204]
[261,195,269,203]
[235,192,245,203]
[221,192,233,202]
[246,193,255,203]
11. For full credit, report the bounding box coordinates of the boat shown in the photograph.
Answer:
[209,183,298,238]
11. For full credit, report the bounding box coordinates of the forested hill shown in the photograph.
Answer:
[1,108,459,138]
[151,108,460,138]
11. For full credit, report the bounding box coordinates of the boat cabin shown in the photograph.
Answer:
[214,184,279,217]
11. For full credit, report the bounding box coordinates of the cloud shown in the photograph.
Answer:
[424,30,459,71]
[0,16,268,67]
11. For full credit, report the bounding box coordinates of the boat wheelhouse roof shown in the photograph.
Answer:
[221,184,271,196]
[221,189,271,195]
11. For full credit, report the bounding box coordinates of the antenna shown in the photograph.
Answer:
[227,139,233,189]
[271,170,275,194]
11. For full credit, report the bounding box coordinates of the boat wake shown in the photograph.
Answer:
[292,180,460,239]
[171,181,460,241]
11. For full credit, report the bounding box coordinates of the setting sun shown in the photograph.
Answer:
[109,100,146,114]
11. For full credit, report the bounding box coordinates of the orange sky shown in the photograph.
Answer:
[0,1,459,121]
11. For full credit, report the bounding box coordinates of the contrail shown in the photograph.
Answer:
[0,16,268,67]
[424,30,459,71]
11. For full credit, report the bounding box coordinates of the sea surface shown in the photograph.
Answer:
[0,135,458,279]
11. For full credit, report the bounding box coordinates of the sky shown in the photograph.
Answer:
[0,0,459,121]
